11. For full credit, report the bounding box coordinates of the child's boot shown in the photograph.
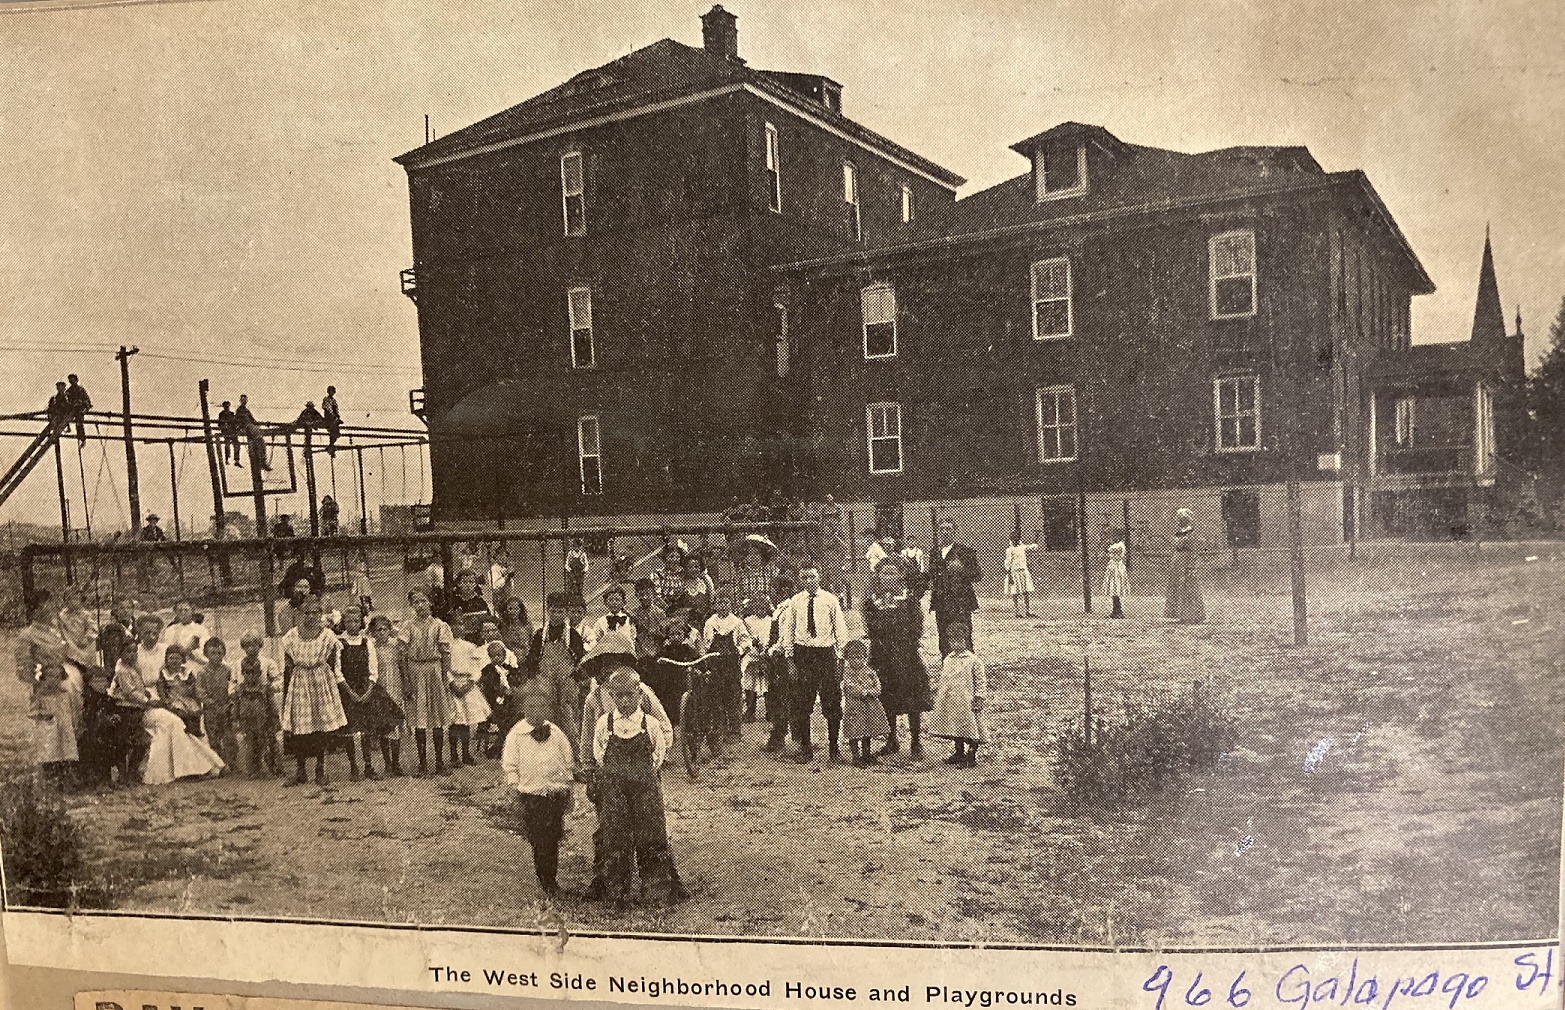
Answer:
[361,736,378,779]
[433,728,449,776]
[744,690,757,723]
[1110,596,1124,618]
[414,729,428,777]
[388,739,404,777]
[345,739,360,781]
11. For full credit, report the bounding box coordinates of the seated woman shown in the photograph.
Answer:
[110,632,225,786]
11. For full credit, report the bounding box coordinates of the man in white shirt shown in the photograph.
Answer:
[778,560,849,764]
[159,599,210,657]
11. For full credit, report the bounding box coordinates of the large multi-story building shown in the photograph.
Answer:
[397,8,1525,541]
[394,6,962,519]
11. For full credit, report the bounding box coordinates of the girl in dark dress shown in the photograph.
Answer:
[336,606,404,780]
[862,561,932,759]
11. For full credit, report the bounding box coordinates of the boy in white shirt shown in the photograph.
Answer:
[702,589,750,738]
[590,668,685,909]
[501,714,575,898]
[590,585,636,649]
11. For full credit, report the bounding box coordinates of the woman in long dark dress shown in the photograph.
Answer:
[1164,508,1207,624]
[862,561,931,759]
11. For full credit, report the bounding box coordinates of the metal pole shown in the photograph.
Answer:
[52,434,74,585]
[355,440,369,535]
[116,345,141,532]
[166,440,182,540]
[1078,487,1091,614]
[1121,498,1132,576]
[53,434,70,544]
[197,380,226,540]
[1288,476,1308,646]
[249,434,275,636]
[303,427,320,537]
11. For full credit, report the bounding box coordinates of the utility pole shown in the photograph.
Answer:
[116,345,142,533]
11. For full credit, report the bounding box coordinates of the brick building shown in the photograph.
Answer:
[398,9,1525,543]
[394,6,961,520]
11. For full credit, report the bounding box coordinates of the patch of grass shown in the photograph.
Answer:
[0,773,112,909]
[1052,683,1235,812]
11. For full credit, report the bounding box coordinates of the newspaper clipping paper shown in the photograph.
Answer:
[2,0,1562,1007]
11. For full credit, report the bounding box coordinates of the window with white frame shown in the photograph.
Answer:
[577,415,603,495]
[861,283,897,359]
[1035,385,1078,462]
[843,162,861,241]
[1475,384,1496,474]
[1210,230,1257,319]
[1035,143,1087,200]
[1214,374,1261,451]
[764,123,782,214]
[568,286,594,369]
[561,152,585,237]
[867,402,903,474]
[1394,395,1416,447]
[900,183,914,224]
[1031,257,1072,340]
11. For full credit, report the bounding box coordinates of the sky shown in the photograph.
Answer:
[1,0,1562,530]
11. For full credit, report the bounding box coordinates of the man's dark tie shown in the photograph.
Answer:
[606,615,628,630]
[806,591,817,638]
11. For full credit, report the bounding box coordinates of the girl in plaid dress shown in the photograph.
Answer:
[279,595,348,786]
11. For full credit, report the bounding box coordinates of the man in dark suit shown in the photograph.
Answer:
[928,519,981,655]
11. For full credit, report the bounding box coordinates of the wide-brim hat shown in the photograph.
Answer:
[741,533,779,559]
[578,631,637,682]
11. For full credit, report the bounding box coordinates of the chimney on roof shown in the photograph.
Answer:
[701,5,740,62]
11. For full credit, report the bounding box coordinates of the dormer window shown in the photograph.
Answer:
[1035,142,1087,201]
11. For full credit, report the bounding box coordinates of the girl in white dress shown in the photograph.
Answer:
[446,613,493,766]
[1003,535,1038,618]
[925,622,987,768]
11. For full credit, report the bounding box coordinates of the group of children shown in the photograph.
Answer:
[16,539,998,905]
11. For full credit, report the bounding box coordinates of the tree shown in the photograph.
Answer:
[1523,295,1565,520]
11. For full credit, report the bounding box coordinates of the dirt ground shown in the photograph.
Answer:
[2,544,1561,947]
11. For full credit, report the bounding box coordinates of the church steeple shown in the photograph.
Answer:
[1471,227,1506,347]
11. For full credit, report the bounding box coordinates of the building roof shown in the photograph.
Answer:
[393,38,963,186]
[954,140,1324,234]
[776,126,1432,293]
[1471,231,1507,345]
[1363,341,1493,383]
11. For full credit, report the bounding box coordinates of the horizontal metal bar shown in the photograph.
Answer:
[14,520,820,561]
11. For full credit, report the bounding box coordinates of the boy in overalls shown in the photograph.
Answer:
[591,667,687,910]
[524,591,587,755]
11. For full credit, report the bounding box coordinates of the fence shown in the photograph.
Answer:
[803,484,1561,644]
[8,520,825,639]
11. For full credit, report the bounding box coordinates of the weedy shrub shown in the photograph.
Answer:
[1052,683,1235,811]
[0,773,107,908]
